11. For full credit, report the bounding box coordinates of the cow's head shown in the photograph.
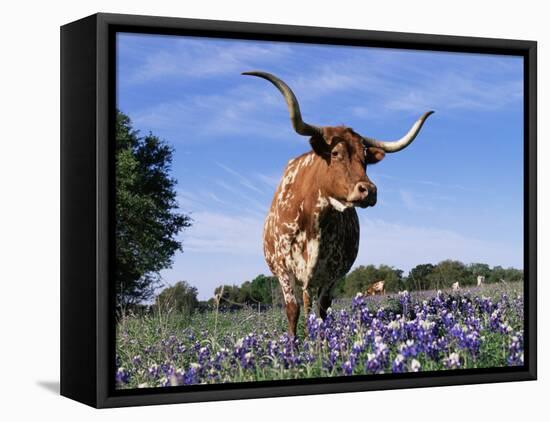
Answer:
[310,125,384,209]
[242,71,433,211]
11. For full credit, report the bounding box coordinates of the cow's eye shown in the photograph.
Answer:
[331,150,339,157]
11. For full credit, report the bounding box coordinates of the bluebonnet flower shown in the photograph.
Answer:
[198,346,210,365]
[352,292,365,309]
[352,339,365,355]
[489,309,502,331]
[398,290,412,316]
[161,362,175,377]
[444,352,461,369]
[398,339,418,358]
[365,353,379,373]
[169,368,185,386]
[327,349,340,371]
[386,319,404,342]
[183,363,200,385]
[306,313,322,340]
[508,333,524,366]
[498,322,513,335]
[342,359,354,375]
[364,336,389,374]
[148,364,160,379]
[359,306,372,326]
[392,354,405,373]
[116,367,130,384]
[409,359,421,372]
[240,350,253,367]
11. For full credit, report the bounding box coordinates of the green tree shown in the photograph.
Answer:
[115,111,191,307]
[342,264,403,297]
[468,262,492,279]
[503,267,524,282]
[211,275,281,306]
[431,260,469,289]
[488,265,505,283]
[487,266,523,284]
[250,274,279,304]
[155,281,199,315]
[331,277,346,298]
[343,265,377,296]
[377,264,404,292]
[237,281,253,304]
[213,284,243,308]
[407,263,435,291]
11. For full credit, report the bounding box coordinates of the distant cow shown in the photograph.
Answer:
[477,275,485,286]
[243,71,433,336]
[365,280,385,296]
[452,282,460,291]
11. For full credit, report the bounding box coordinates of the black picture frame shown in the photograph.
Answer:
[60,12,537,408]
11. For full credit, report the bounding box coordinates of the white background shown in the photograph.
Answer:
[1,0,547,420]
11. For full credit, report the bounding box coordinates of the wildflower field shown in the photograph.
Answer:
[116,282,524,389]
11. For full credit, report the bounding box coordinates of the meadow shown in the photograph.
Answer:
[115,282,524,389]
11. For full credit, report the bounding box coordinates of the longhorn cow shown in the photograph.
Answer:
[243,71,433,336]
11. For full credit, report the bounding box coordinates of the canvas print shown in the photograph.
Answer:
[114,33,525,390]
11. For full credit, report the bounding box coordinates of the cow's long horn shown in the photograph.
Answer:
[361,111,434,153]
[242,71,322,137]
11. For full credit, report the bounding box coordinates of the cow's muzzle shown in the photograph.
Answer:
[348,181,377,208]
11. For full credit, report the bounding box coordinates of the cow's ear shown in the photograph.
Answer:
[366,147,385,164]
[309,134,331,158]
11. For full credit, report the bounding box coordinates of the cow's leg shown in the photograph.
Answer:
[302,289,311,321]
[318,287,333,320]
[279,274,300,337]
[286,301,300,338]
[302,288,314,333]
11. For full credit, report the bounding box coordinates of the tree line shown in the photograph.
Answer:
[153,260,523,315]
[332,260,522,296]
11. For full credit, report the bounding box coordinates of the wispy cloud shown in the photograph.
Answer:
[121,36,293,84]
[130,84,300,144]
[270,50,523,118]
[124,37,523,145]
[377,173,483,194]
[180,211,265,255]
[216,162,265,195]
[214,180,268,215]
[175,159,277,227]
[399,189,434,212]
[255,172,280,189]
[384,74,523,113]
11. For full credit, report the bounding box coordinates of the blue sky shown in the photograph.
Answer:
[117,33,524,300]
